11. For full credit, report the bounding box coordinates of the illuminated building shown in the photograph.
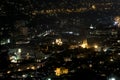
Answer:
[80,40,89,48]
[114,16,120,28]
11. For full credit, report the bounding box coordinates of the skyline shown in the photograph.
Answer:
[0,0,120,80]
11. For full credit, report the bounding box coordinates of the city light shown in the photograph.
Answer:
[92,5,96,10]
[94,45,98,49]
[54,67,69,76]
[26,67,30,70]
[117,40,120,43]
[114,16,120,27]
[1,0,120,79]
[90,24,94,29]
[118,53,120,56]
[10,56,17,63]
[18,68,22,71]
[108,77,116,80]
[89,64,93,68]
[7,39,10,43]
[18,48,22,53]
[7,71,11,74]
[22,74,27,78]
[55,38,63,46]
[31,66,35,70]
[55,68,61,76]
[26,52,30,59]
[1,39,11,45]
[47,78,51,80]
[110,58,114,62]
[81,44,86,48]
[80,40,88,48]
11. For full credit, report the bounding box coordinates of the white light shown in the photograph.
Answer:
[68,31,73,34]
[103,48,107,52]
[7,39,10,43]
[18,68,22,71]
[114,21,118,26]
[90,26,94,29]
[55,38,63,45]
[92,5,96,9]
[10,56,17,63]
[11,59,17,63]
[1,42,6,45]
[44,56,47,59]
[117,40,120,43]
[109,77,116,80]
[18,48,21,53]
[94,45,98,49]
[22,74,27,78]
[90,24,94,29]
[110,58,114,62]
[7,71,11,74]
[47,78,51,80]
[118,53,120,55]
[89,64,92,68]
[52,42,55,45]
[31,66,35,70]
